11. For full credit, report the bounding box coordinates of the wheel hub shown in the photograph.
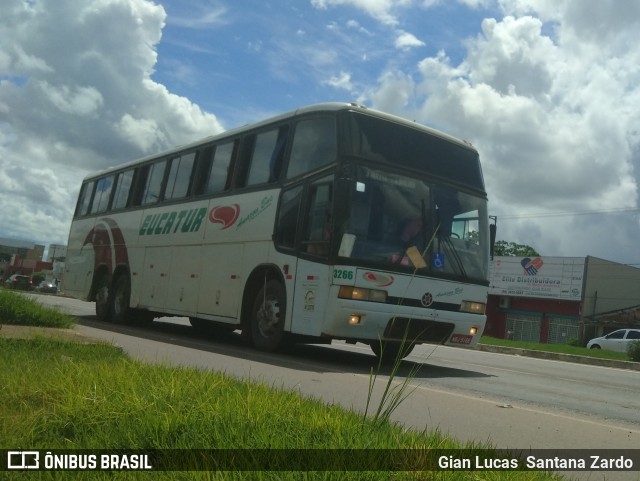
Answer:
[257,296,280,335]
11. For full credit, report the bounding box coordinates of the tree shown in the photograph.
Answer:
[494,240,540,257]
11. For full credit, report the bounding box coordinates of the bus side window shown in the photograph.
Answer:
[141,160,167,205]
[75,181,95,217]
[112,170,134,210]
[90,176,115,214]
[275,185,303,250]
[165,152,196,200]
[287,117,336,179]
[245,126,289,186]
[206,141,235,194]
[192,145,214,196]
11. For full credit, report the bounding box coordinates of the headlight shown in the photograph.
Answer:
[460,300,486,314]
[338,286,387,303]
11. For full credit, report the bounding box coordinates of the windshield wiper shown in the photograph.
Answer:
[439,235,468,280]
[435,204,468,280]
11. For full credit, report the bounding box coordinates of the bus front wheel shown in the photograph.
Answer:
[250,280,286,351]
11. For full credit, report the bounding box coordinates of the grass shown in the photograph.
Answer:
[0,337,560,480]
[0,290,563,480]
[480,336,632,362]
[0,288,75,328]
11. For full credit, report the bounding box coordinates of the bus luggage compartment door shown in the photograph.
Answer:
[290,259,330,337]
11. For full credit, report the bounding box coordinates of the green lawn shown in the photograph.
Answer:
[0,337,562,480]
[0,289,563,480]
[480,336,631,361]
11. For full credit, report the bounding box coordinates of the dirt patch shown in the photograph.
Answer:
[0,324,101,344]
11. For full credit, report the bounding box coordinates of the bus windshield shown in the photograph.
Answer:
[337,165,489,283]
[345,110,485,190]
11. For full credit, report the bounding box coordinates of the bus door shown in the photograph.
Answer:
[290,177,333,337]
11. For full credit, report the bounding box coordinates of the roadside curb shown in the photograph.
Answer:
[478,344,640,371]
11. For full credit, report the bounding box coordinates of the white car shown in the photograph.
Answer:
[587,328,640,353]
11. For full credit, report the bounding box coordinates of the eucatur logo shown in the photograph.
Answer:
[209,204,240,229]
[362,272,394,287]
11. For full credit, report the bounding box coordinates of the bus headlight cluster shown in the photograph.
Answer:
[338,286,387,303]
[460,301,486,314]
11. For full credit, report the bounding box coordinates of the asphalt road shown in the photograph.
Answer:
[28,294,640,479]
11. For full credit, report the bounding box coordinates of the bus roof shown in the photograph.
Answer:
[82,102,476,182]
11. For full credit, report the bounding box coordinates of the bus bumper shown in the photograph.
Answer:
[321,296,486,348]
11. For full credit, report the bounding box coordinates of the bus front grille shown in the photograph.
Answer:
[383,318,455,343]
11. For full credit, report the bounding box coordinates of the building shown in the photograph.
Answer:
[0,237,44,262]
[486,256,640,344]
[0,238,44,278]
[47,244,67,262]
[0,238,67,282]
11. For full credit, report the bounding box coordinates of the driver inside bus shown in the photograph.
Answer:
[306,219,332,256]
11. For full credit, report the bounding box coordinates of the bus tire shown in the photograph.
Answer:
[369,340,415,364]
[110,275,132,324]
[250,279,286,351]
[95,274,111,322]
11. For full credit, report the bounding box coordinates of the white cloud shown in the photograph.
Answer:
[325,71,354,91]
[116,114,167,153]
[38,82,104,117]
[358,70,416,116]
[395,31,425,50]
[0,0,223,245]
[167,3,228,29]
[311,0,412,26]
[363,0,640,259]
[346,19,372,35]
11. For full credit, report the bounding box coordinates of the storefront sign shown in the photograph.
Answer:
[489,256,585,300]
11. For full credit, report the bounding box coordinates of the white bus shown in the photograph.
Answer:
[64,103,494,361]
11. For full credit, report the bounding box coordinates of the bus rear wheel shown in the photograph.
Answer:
[109,275,132,324]
[250,280,286,351]
[95,275,111,322]
[369,340,415,364]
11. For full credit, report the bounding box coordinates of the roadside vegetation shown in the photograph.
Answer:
[1,336,561,481]
[0,291,564,480]
[480,336,632,362]
[0,289,74,328]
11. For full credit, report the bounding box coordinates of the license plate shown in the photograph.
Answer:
[450,334,473,345]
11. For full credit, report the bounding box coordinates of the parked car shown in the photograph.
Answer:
[587,328,640,353]
[4,274,33,290]
[35,280,58,294]
[4,274,33,291]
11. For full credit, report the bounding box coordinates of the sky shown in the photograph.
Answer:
[1,0,639,264]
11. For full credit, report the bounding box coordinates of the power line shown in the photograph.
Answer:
[497,207,640,220]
